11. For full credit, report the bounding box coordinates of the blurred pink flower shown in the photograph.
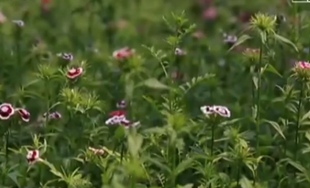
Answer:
[203,6,218,21]
[0,11,6,24]
[67,67,83,79]
[113,47,135,60]
[192,30,205,39]
[200,105,231,118]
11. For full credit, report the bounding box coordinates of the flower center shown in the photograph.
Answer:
[1,106,9,112]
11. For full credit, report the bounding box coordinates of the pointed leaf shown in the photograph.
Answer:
[143,78,170,90]
[263,119,286,139]
[274,33,298,52]
[266,64,282,77]
[228,34,251,52]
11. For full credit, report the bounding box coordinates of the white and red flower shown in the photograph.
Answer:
[113,47,135,60]
[67,67,83,79]
[0,103,15,120]
[57,52,73,61]
[200,105,231,118]
[27,150,40,164]
[16,108,30,122]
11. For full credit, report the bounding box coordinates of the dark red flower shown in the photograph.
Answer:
[109,110,126,117]
[67,67,83,79]
[0,103,15,120]
[16,108,30,122]
[27,150,40,164]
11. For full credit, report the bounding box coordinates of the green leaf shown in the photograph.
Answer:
[143,78,170,90]
[174,158,194,176]
[274,33,298,52]
[302,111,310,122]
[240,176,254,188]
[128,133,143,157]
[263,119,286,139]
[266,64,282,77]
[228,34,251,52]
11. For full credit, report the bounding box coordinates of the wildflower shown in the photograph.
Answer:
[293,61,310,79]
[223,34,237,47]
[44,111,62,120]
[200,105,231,118]
[12,20,24,27]
[175,48,187,56]
[105,114,127,125]
[116,100,127,109]
[27,150,40,164]
[202,6,218,21]
[243,48,260,61]
[16,108,30,122]
[67,67,83,79]
[88,147,106,156]
[0,103,15,120]
[113,47,135,60]
[57,52,74,61]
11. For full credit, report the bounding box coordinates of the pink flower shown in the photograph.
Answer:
[105,114,127,125]
[200,105,231,118]
[109,110,126,117]
[67,67,83,79]
[113,47,135,60]
[202,6,218,21]
[16,108,30,122]
[295,61,310,69]
[27,150,40,164]
[0,103,15,120]
[0,11,7,24]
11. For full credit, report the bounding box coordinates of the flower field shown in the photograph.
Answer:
[1,0,310,187]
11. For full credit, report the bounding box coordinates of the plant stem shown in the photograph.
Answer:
[255,42,263,154]
[210,123,215,156]
[294,81,304,162]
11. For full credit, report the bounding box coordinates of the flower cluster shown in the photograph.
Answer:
[113,47,135,60]
[243,48,260,62]
[293,61,310,80]
[200,105,231,118]
[0,103,30,122]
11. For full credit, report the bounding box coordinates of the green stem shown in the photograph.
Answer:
[255,42,263,154]
[294,81,304,161]
[210,123,215,156]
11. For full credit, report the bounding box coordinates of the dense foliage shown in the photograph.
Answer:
[1,0,310,187]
